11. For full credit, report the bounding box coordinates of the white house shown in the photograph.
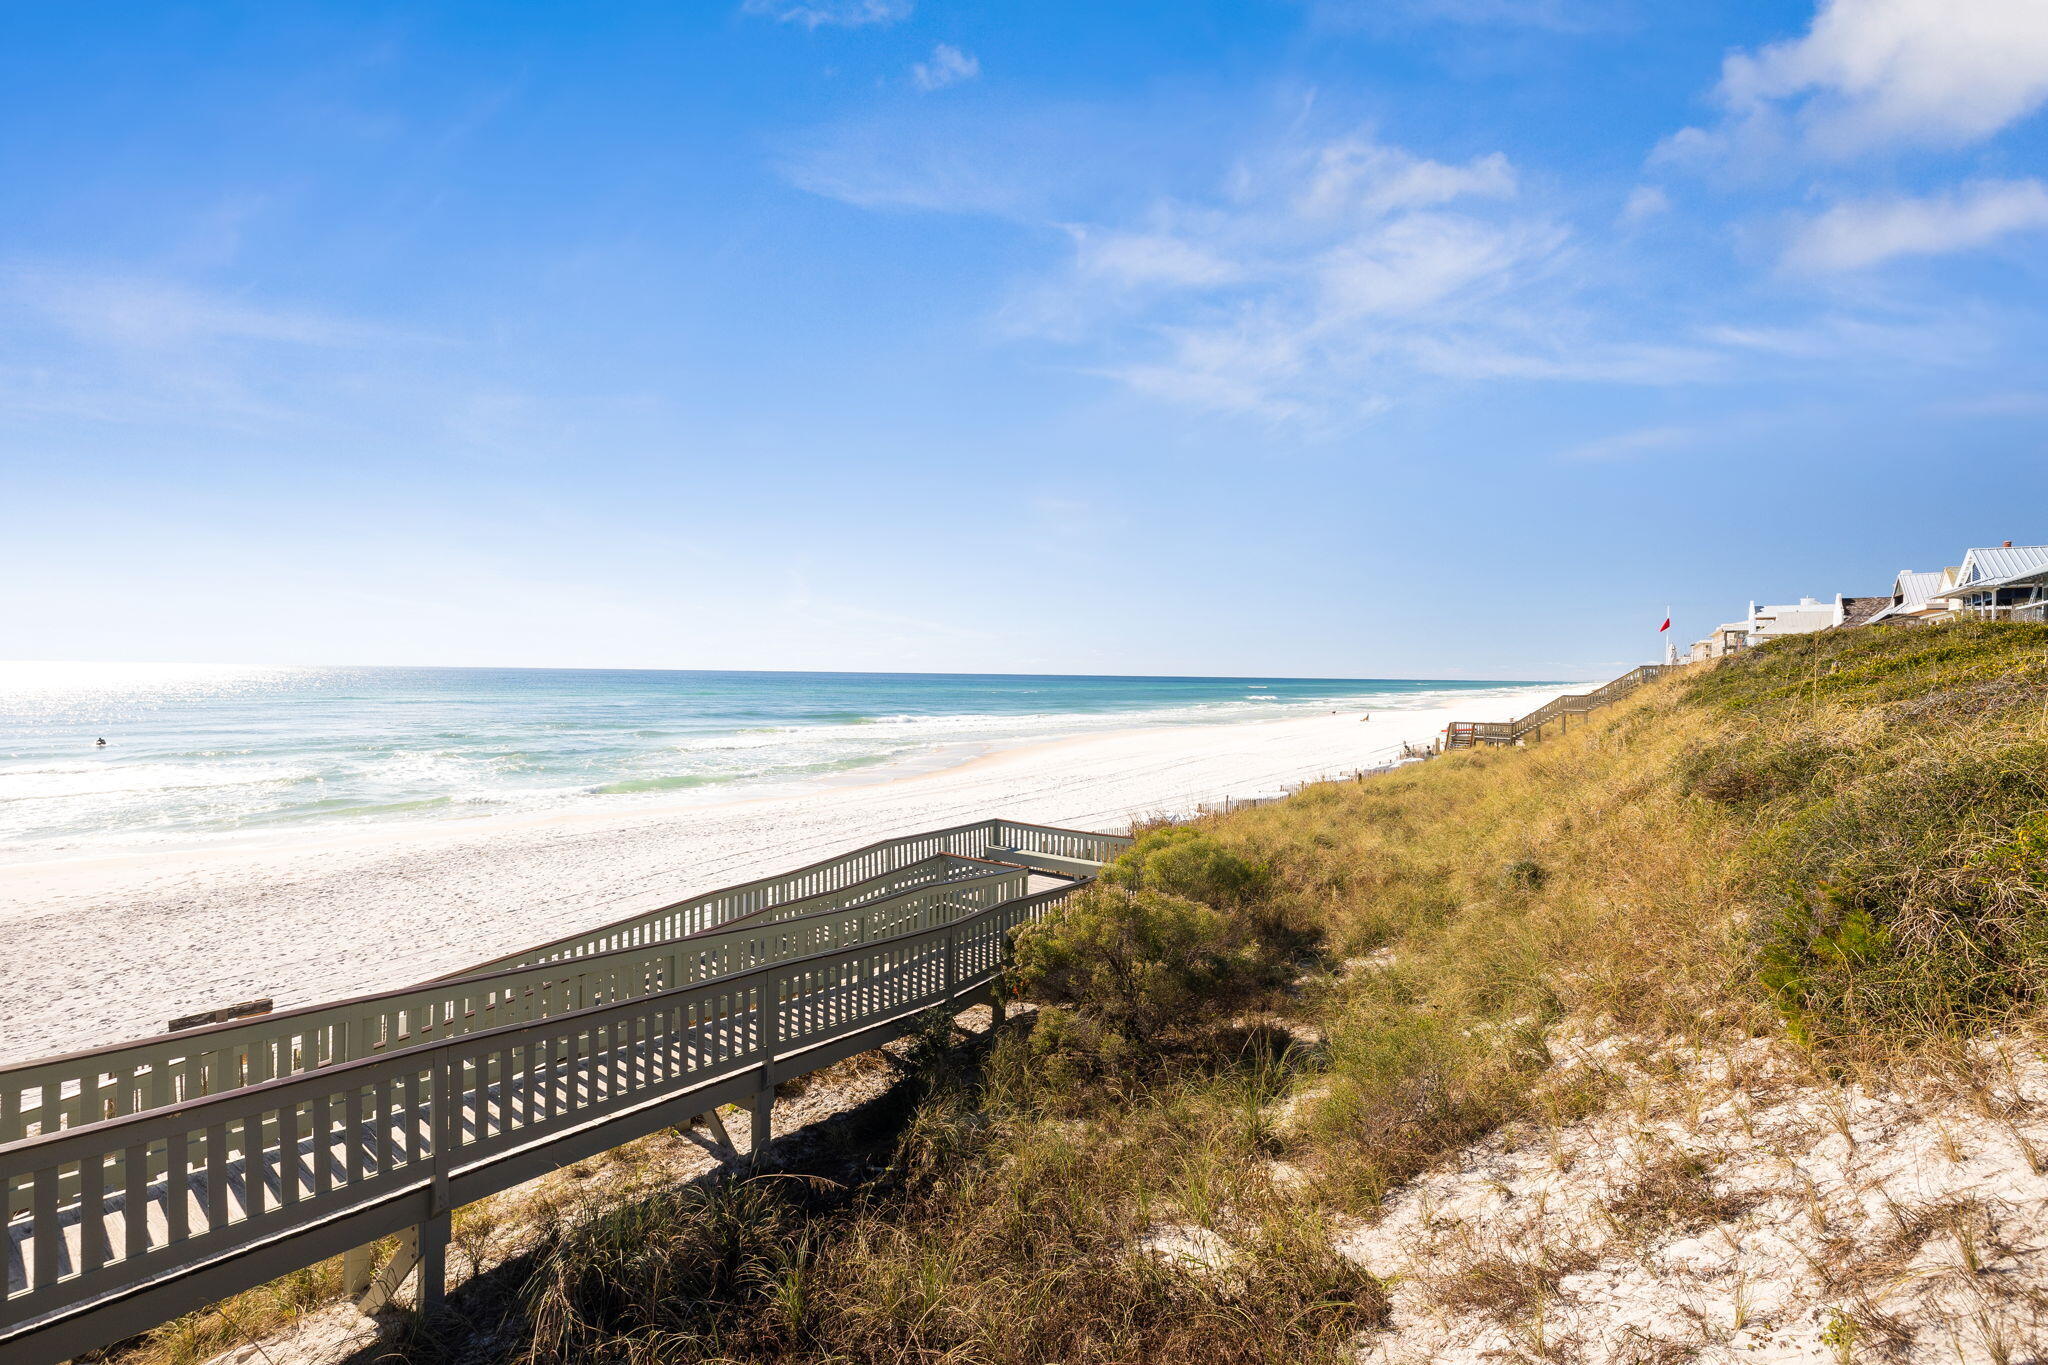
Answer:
[1691,620,1754,661]
[1938,542,2048,619]
[1746,597,1837,642]
[1691,595,1848,660]
[1872,567,1959,623]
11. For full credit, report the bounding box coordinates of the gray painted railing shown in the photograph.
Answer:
[0,859,1028,1164]
[0,879,1085,1362]
[0,854,1015,1148]
[459,818,1129,975]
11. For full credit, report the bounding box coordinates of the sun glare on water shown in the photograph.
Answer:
[0,661,301,711]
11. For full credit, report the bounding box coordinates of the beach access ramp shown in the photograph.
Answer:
[0,817,1131,1365]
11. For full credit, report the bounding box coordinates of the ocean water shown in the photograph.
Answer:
[0,663,1555,860]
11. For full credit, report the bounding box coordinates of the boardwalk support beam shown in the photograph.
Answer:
[695,1107,737,1159]
[342,1243,375,1299]
[749,1086,774,1167]
[355,1226,417,1315]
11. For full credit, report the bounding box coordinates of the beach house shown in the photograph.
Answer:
[1745,597,1838,642]
[1691,620,1755,660]
[1690,594,1856,660]
[1872,567,1961,623]
[1939,542,2048,621]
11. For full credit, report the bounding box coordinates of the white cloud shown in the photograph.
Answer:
[912,44,979,92]
[1315,213,1547,318]
[1666,0,2048,161]
[1620,186,1670,225]
[740,0,911,29]
[1292,140,1517,218]
[1784,178,2048,270]
[787,121,1732,424]
[1003,133,1711,422]
[1067,228,1245,289]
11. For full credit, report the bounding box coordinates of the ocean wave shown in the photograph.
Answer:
[0,667,1567,856]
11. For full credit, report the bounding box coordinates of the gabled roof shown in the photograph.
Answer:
[1954,545,2048,590]
[1870,567,1961,622]
[1891,569,1944,609]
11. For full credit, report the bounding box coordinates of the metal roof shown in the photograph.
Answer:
[1892,569,1945,608]
[1954,545,2048,588]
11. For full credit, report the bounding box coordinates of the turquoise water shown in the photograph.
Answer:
[0,663,1554,858]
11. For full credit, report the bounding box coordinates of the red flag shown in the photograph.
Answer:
[1658,615,1671,632]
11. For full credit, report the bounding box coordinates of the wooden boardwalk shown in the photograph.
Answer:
[0,818,1128,1365]
[1442,664,1678,750]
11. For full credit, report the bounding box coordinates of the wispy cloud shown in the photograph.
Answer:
[1619,185,1670,225]
[739,0,911,29]
[1560,423,1699,461]
[0,268,413,430]
[999,131,1715,423]
[912,44,979,92]
[1662,0,2048,164]
[18,272,393,350]
[1783,178,2048,271]
[1700,307,1993,366]
[779,118,1035,214]
[789,121,1733,424]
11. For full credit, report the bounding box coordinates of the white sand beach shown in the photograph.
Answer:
[0,693,1558,1063]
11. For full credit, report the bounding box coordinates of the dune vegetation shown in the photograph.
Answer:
[104,621,2048,1365]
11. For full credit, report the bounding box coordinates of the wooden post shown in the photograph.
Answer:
[418,1048,454,1315]
[416,1210,449,1314]
[988,977,1006,1027]
[748,1085,774,1168]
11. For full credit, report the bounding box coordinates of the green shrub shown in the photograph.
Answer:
[1010,828,1303,1053]
[1012,886,1285,1040]
[1098,826,1270,907]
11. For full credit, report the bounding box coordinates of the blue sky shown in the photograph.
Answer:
[4,0,2046,680]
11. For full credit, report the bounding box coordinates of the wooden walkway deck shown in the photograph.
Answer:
[0,818,1128,1365]
[1441,664,1678,750]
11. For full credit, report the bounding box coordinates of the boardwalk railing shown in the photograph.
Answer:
[459,818,1128,975]
[0,858,1028,1151]
[1443,664,1676,749]
[0,819,1129,1365]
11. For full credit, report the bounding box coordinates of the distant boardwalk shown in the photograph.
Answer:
[1441,664,1677,749]
[0,819,1130,1365]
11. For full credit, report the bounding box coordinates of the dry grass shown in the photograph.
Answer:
[498,1020,1387,1365]
[1601,1147,1750,1242]
[86,1239,396,1365]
